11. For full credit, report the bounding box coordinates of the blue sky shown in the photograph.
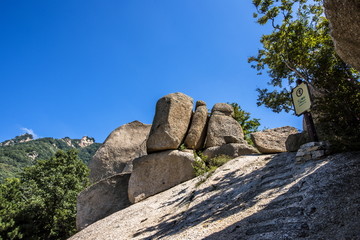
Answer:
[0,0,302,143]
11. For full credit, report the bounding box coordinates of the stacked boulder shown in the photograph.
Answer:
[184,100,208,150]
[129,93,196,203]
[203,103,259,158]
[76,92,285,230]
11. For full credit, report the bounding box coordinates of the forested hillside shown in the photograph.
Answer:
[0,134,101,181]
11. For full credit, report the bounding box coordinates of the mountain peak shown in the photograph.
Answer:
[0,133,33,146]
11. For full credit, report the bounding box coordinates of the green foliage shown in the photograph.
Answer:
[229,103,261,144]
[0,149,90,240]
[178,143,187,151]
[249,0,360,150]
[0,136,101,182]
[193,151,232,177]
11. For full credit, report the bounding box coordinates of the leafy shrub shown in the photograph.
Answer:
[0,149,89,240]
[193,151,232,178]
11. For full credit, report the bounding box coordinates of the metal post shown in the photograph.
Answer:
[304,111,319,142]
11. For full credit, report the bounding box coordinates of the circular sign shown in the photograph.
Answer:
[296,88,303,97]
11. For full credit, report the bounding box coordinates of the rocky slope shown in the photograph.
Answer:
[69,151,360,240]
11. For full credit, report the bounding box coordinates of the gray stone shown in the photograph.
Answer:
[76,173,131,231]
[147,92,193,153]
[211,103,234,116]
[285,132,309,152]
[128,150,195,203]
[88,121,151,183]
[251,126,299,153]
[203,143,259,159]
[312,150,326,159]
[324,0,360,71]
[295,141,331,163]
[205,104,245,148]
[184,101,209,150]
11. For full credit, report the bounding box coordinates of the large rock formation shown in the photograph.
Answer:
[203,143,259,159]
[146,93,193,153]
[69,152,360,240]
[128,150,195,203]
[88,121,151,183]
[324,0,360,71]
[76,173,131,231]
[184,100,208,150]
[205,103,245,148]
[251,126,299,153]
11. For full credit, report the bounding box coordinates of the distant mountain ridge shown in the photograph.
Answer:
[0,134,101,182]
[0,133,34,147]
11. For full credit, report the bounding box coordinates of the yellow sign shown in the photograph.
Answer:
[291,82,312,116]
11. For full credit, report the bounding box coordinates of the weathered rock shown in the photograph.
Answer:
[128,150,195,203]
[205,103,245,148]
[211,103,233,116]
[69,151,360,240]
[324,0,360,71]
[184,100,209,150]
[88,121,151,183]
[285,132,309,152]
[146,93,193,153]
[251,126,299,153]
[203,143,260,159]
[76,173,131,231]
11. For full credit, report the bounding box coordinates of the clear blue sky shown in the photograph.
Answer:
[0,0,302,143]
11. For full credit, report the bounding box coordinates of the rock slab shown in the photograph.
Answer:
[128,150,195,203]
[88,121,151,183]
[251,126,299,153]
[184,100,208,150]
[76,173,131,231]
[147,93,193,153]
[205,103,245,148]
[69,152,360,240]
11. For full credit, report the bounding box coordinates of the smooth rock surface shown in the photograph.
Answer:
[69,151,360,240]
[203,143,259,159]
[251,126,299,153]
[88,121,151,183]
[128,150,195,203]
[205,106,245,148]
[147,92,193,153]
[324,0,360,71]
[184,101,209,150]
[76,173,131,231]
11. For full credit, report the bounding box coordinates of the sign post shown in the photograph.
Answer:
[291,81,319,142]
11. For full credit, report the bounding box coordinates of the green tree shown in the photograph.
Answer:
[249,0,360,150]
[0,149,89,240]
[229,103,261,144]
